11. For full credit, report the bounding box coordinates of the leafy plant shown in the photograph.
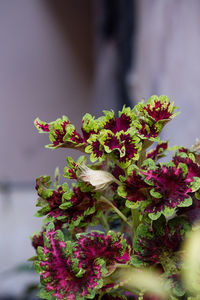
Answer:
[31,95,200,299]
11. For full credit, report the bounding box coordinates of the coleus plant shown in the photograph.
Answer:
[31,95,200,299]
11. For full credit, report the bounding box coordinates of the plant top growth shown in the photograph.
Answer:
[31,95,200,299]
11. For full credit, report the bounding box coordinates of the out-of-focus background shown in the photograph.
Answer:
[1,0,200,298]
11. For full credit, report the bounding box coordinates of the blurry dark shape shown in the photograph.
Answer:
[0,263,39,300]
[0,181,11,209]
[44,0,94,81]
[0,263,36,280]
[99,0,135,108]
[45,0,135,113]
[21,283,39,300]
[0,293,39,300]
[0,295,39,300]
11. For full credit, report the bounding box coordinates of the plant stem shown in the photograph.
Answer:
[100,213,110,232]
[137,149,146,168]
[121,220,125,233]
[107,154,126,170]
[100,196,132,227]
[113,177,122,186]
[131,149,146,237]
[131,209,140,238]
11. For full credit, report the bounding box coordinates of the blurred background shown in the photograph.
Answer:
[1,0,200,298]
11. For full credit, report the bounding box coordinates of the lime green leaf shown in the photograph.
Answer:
[126,200,140,209]
[117,186,127,198]
[150,188,162,199]
[148,211,161,220]
[163,207,175,217]
[190,177,200,192]
[195,191,200,200]
[37,288,53,300]
[59,202,72,210]
[177,162,188,177]
[33,261,41,274]
[37,247,46,261]
[178,196,192,208]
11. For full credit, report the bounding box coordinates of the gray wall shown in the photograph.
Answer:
[0,0,94,183]
[130,0,200,148]
[0,0,94,296]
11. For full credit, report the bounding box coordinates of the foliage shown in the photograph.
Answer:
[31,95,200,299]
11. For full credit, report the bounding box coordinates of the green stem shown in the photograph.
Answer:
[121,220,125,234]
[130,148,146,238]
[100,214,110,232]
[131,209,140,238]
[107,154,128,173]
[100,196,132,227]
[115,263,133,269]
[113,177,122,186]
[137,149,146,168]
[59,143,86,153]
